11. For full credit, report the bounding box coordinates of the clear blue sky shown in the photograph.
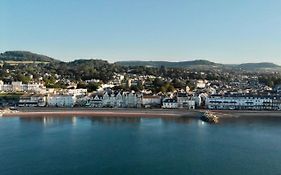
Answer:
[1,0,281,64]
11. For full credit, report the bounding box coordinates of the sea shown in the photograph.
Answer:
[0,116,281,175]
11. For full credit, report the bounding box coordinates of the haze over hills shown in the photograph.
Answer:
[0,51,280,71]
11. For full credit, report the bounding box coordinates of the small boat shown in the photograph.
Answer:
[201,111,219,123]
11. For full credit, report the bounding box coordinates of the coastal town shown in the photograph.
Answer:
[1,70,281,111]
[1,51,281,112]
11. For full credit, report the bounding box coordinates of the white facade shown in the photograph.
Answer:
[162,98,178,109]
[19,95,47,107]
[0,81,44,92]
[12,81,23,91]
[47,95,76,107]
[0,80,3,91]
[90,92,142,108]
[196,80,207,89]
[142,96,161,107]
[206,94,281,110]
[65,89,87,96]
[177,93,195,109]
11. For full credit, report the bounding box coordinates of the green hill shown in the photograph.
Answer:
[116,60,220,68]
[116,60,281,71]
[0,51,59,63]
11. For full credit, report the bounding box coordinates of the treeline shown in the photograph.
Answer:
[2,56,281,91]
[258,75,281,88]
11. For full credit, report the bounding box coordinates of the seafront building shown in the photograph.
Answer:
[206,94,281,110]
[18,94,47,107]
[142,95,161,108]
[176,93,196,109]
[2,78,281,111]
[86,91,142,108]
[162,98,178,109]
[47,95,77,107]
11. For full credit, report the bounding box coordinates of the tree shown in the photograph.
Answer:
[86,82,100,92]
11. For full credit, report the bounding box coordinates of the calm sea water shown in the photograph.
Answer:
[0,116,281,175]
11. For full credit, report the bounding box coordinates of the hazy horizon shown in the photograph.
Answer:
[1,0,281,64]
[1,50,281,65]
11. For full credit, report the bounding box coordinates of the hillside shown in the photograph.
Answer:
[0,51,59,63]
[116,60,221,68]
[235,62,281,71]
[1,51,280,71]
[116,60,281,71]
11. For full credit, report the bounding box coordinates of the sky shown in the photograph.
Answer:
[1,0,281,64]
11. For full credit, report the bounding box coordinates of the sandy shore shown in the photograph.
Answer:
[2,108,200,118]
[2,108,281,118]
[211,110,281,118]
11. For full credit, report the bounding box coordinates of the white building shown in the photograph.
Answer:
[47,95,77,107]
[142,95,161,108]
[0,81,44,92]
[0,80,3,91]
[19,94,47,107]
[177,93,195,109]
[12,81,23,91]
[88,95,103,108]
[196,80,207,89]
[162,98,178,109]
[123,92,142,108]
[94,91,142,108]
[206,94,281,110]
[65,89,87,96]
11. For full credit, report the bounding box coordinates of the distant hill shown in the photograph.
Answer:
[234,62,281,71]
[0,51,59,63]
[116,60,222,68]
[1,51,280,71]
[116,60,281,71]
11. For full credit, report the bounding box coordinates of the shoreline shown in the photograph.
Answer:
[2,108,200,118]
[1,108,281,118]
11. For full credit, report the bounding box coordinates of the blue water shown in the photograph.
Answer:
[0,116,281,175]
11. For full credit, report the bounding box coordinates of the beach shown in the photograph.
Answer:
[2,107,281,118]
[2,108,200,118]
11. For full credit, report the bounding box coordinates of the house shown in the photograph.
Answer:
[176,93,195,109]
[102,92,114,107]
[19,94,47,107]
[196,80,207,89]
[12,81,23,91]
[47,95,76,107]
[142,95,161,108]
[101,91,142,108]
[65,89,87,96]
[0,81,45,93]
[162,98,178,109]
[123,92,142,108]
[88,95,103,108]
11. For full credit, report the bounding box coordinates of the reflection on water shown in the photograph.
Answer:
[1,115,281,175]
[220,116,281,125]
[18,115,281,129]
[20,116,77,126]
[161,116,193,124]
[19,116,195,126]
